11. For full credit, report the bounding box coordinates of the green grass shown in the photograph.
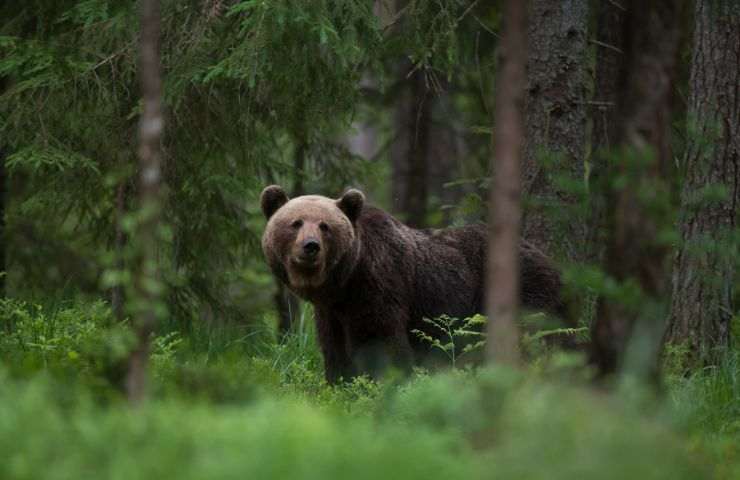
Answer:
[0,299,738,479]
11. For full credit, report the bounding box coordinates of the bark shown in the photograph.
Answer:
[111,180,129,321]
[345,73,380,162]
[391,63,430,228]
[665,0,739,366]
[590,0,685,378]
[427,86,467,224]
[588,0,626,260]
[0,76,6,297]
[292,139,306,198]
[274,283,300,335]
[274,141,306,335]
[0,144,5,298]
[486,0,527,366]
[126,0,165,405]
[522,0,589,259]
[346,122,378,161]
[591,0,626,154]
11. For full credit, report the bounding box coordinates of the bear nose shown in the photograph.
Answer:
[302,239,321,257]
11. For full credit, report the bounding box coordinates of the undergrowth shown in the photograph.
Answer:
[0,299,737,479]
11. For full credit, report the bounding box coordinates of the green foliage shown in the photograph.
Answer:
[204,0,381,135]
[412,314,486,368]
[522,321,588,345]
[0,301,737,479]
[413,312,588,367]
[0,372,477,480]
[0,0,502,325]
[386,0,471,75]
[0,299,132,394]
[1,1,737,477]
[0,0,386,321]
[667,352,740,479]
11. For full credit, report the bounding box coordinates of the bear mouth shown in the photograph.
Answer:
[288,257,325,290]
[291,256,322,272]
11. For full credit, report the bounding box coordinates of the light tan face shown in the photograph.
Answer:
[262,196,356,289]
[260,186,364,293]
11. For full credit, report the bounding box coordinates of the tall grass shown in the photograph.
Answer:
[0,300,737,479]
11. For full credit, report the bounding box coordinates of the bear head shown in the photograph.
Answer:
[260,185,364,296]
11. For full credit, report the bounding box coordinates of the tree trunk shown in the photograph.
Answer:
[126,0,165,405]
[345,73,380,162]
[427,85,467,225]
[665,0,739,366]
[0,144,5,298]
[0,75,6,298]
[591,0,625,154]
[486,0,527,366]
[522,0,589,259]
[391,63,430,228]
[588,0,626,261]
[274,140,306,335]
[111,179,129,321]
[590,0,685,378]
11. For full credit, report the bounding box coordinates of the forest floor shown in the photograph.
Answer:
[1,299,738,479]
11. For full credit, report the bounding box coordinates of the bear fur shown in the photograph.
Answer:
[261,185,569,384]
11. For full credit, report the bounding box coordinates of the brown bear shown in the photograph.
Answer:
[260,185,569,384]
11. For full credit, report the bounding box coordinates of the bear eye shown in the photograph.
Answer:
[319,222,329,232]
[291,219,303,229]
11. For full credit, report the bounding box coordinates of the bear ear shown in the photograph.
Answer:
[337,188,365,223]
[260,185,289,220]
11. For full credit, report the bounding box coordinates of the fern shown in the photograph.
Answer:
[412,314,487,368]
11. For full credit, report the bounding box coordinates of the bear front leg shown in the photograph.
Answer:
[344,310,415,379]
[384,330,415,376]
[314,309,355,385]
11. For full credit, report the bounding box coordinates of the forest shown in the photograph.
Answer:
[0,0,738,478]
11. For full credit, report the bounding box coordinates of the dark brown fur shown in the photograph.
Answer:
[261,186,569,384]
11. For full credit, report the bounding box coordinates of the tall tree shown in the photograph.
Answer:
[391,72,465,228]
[111,178,131,321]
[0,144,5,298]
[665,0,739,366]
[589,0,626,260]
[274,139,307,335]
[391,64,431,228]
[126,0,165,405]
[0,76,6,297]
[1,1,382,323]
[486,0,527,365]
[521,0,589,258]
[427,85,469,225]
[590,0,686,378]
[591,0,626,154]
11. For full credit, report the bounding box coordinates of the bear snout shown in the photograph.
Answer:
[301,238,321,257]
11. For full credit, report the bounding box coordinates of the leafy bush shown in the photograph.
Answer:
[0,301,736,479]
[0,299,133,397]
[0,371,477,480]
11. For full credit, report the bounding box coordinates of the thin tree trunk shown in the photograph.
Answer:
[346,124,378,161]
[588,0,626,261]
[126,0,165,405]
[427,85,467,225]
[522,0,589,259]
[486,0,527,366]
[391,63,430,228]
[274,140,306,335]
[0,76,6,298]
[111,180,129,321]
[274,283,299,335]
[665,0,739,366]
[0,144,5,298]
[292,139,306,198]
[591,0,625,155]
[590,0,685,378]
